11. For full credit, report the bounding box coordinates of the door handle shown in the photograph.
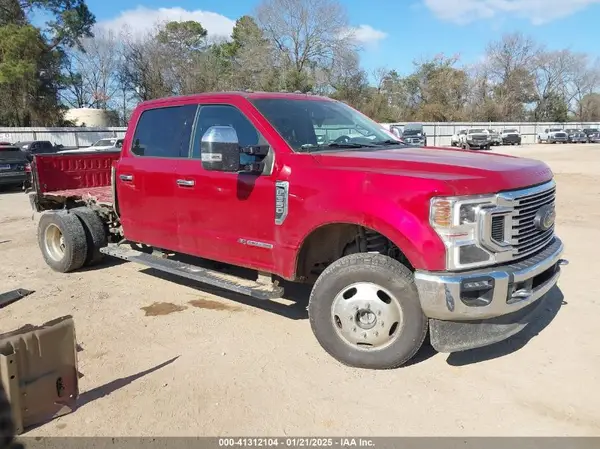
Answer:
[176,179,195,187]
[119,174,133,182]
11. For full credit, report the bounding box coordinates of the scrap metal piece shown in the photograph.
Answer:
[0,290,34,309]
[0,315,78,434]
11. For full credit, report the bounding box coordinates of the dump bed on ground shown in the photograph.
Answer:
[32,151,119,204]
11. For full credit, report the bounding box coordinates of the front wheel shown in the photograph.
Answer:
[308,253,428,369]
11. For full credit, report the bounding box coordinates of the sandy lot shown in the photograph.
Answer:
[0,143,599,436]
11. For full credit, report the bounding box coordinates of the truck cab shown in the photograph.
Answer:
[28,92,566,370]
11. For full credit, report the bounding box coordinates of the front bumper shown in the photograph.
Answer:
[414,238,566,352]
[466,140,490,147]
[502,136,521,144]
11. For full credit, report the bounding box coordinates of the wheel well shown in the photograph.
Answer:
[295,224,413,282]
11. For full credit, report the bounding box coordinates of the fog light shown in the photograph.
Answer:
[460,276,495,307]
[462,279,494,291]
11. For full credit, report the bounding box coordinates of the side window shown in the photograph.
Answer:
[191,104,266,164]
[131,104,198,158]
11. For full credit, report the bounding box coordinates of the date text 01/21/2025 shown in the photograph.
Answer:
[218,438,375,447]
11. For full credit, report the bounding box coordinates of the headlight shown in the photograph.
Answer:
[430,195,498,270]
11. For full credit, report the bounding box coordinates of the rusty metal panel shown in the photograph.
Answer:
[0,315,78,434]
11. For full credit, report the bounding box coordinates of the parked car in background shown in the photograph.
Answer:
[0,145,29,189]
[487,129,502,146]
[538,128,568,144]
[582,128,600,143]
[400,123,427,146]
[450,129,466,146]
[458,128,491,150]
[13,140,59,161]
[57,138,124,154]
[564,129,587,143]
[388,125,402,139]
[500,129,522,145]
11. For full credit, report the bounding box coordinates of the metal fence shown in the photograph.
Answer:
[0,127,127,148]
[380,122,600,146]
[1,122,599,148]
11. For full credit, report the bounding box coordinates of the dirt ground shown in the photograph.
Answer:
[0,143,599,436]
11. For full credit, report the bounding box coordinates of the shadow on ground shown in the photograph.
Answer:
[77,356,179,409]
[141,267,310,320]
[445,286,565,366]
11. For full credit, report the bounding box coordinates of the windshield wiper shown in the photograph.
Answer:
[372,139,406,146]
[297,142,378,152]
[326,142,378,148]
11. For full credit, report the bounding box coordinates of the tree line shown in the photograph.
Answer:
[1,0,599,127]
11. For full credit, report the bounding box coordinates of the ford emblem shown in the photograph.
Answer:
[534,204,556,231]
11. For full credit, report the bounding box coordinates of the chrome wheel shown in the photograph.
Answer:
[331,282,403,350]
[44,223,65,262]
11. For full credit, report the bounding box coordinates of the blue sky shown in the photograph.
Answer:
[84,0,600,75]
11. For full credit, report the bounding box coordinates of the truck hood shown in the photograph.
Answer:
[312,146,553,195]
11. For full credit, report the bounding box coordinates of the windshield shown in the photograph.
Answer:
[250,98,401,151]
[503,129,518,133]
[550,128,563,132]
[469,129,486,133]
[585,128,599,132]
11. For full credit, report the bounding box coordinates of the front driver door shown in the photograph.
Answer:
[175,100,279,272]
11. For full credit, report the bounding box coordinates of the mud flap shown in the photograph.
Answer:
[0,315,78,434]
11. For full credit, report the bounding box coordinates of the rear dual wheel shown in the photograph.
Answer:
[38,208,107,273]
[308,253,428,369]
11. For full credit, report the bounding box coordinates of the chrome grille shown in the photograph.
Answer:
[509,184,556,257]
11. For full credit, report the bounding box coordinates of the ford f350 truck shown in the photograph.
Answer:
[28,92,567,369]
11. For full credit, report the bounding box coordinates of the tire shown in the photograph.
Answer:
[308,253,428,369]
[71,207,107,266]
[485,144,491,151]
[37,211,88,273]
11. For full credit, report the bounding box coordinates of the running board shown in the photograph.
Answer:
[100,244,284,300]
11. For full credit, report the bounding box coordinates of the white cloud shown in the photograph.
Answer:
[96,6,236,38]
[423,0,600,25]
[343,24,388,48]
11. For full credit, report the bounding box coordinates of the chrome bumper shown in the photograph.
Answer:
[414,238,565,321]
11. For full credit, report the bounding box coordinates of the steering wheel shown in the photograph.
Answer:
[334,135,351,143]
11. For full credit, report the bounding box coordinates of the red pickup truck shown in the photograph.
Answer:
[28,92,567,369]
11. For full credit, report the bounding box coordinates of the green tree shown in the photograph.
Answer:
[0,0,96,125]
[156,20,207,53]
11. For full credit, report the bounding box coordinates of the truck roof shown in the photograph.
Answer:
[138,91,333,108]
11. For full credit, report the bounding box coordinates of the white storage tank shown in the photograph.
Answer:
[64,108,119,127]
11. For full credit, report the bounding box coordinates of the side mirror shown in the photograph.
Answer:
[200,125,241,172]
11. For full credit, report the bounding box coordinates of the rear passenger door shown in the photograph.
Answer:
[116,103,197,251]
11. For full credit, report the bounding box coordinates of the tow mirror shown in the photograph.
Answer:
[200,125,241,172]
